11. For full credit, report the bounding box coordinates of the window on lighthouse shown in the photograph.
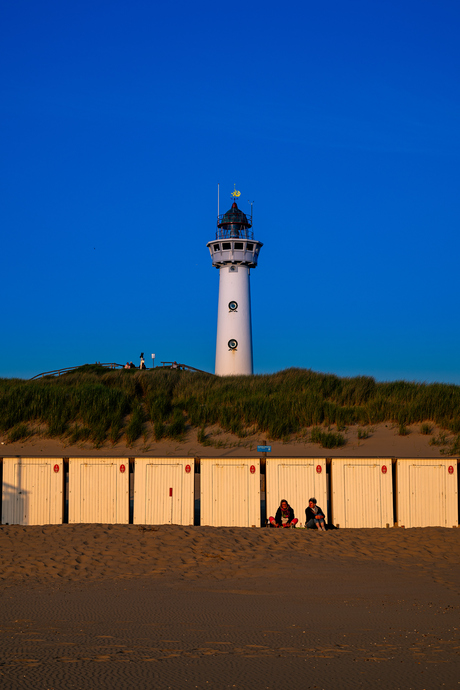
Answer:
[222,242,231,250]
[247,243,254,250]
[213,244,220,251]
[234,242,243,249]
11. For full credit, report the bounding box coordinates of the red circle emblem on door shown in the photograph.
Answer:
[53,464,59,473]
[448,465,454,475]
[250,465,256,474]
[120,464,126,473]
[185,464,191,473]
[316,465,322,474]
[382,465,388,474]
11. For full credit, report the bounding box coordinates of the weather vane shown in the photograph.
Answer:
[231,184,241,198]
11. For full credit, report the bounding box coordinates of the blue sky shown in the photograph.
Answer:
[1,0,459,382]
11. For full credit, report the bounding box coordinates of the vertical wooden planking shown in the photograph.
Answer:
[69,458,128,524]
[396,459,458,527]
[134,458,194,525]
[344,464,380,527]
[266,459,327,526]
[212,464,247,526]
[1,458,63,525]
[145,464,181,525]
[201,459,260,527]
[331,459,393,528]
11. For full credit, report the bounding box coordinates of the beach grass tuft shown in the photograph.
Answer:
[166,409,187,440]
[449,434,460,455]
[429,431,448,446]
[153,421,165,441]
[197,425,207,444]
[310,426,346,448]
[7,423,31,443]
[125,402,146,446]
[67,423,92,445]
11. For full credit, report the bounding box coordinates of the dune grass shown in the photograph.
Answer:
[310,427,346,448]
[0,365,459,450]
[7,423,31,443]
[125,401,146,447]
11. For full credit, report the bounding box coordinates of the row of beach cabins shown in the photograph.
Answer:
[1,456,459,529]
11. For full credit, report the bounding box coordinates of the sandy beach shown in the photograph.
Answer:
[1,424,459,688]
[0,524,459,689]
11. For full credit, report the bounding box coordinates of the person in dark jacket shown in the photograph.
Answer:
[269,499,299,528]
[305,497,326,531]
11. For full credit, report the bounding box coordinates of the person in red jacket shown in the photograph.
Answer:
[269,499,299,528]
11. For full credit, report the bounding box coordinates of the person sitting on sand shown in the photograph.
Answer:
[269,499,299,528]
[305,498,326,531]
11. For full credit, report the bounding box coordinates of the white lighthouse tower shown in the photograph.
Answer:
[207,189,263,376]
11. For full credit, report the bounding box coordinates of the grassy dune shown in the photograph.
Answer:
[0,365,459,452]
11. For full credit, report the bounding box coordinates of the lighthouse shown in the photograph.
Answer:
[207,189,263,376]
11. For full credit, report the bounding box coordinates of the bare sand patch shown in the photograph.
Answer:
[0,421,454,458]
[0,525,459,688]
[1,523,459,593]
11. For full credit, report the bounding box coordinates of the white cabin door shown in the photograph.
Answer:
[212,464,248,526]
[344,464,381,528]
[145,464,182,525]
[14,463,50,525]
[80,464,116,523]
[410,465,445,527]
[278,463,316,524]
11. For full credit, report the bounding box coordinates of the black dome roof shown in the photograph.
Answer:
[218,202,251,228]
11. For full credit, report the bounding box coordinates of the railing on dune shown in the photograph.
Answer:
[30,362,213,380]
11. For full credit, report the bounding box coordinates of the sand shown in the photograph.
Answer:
[0,421,455,458]
[0,524,459,688]
[1,424,459,687]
